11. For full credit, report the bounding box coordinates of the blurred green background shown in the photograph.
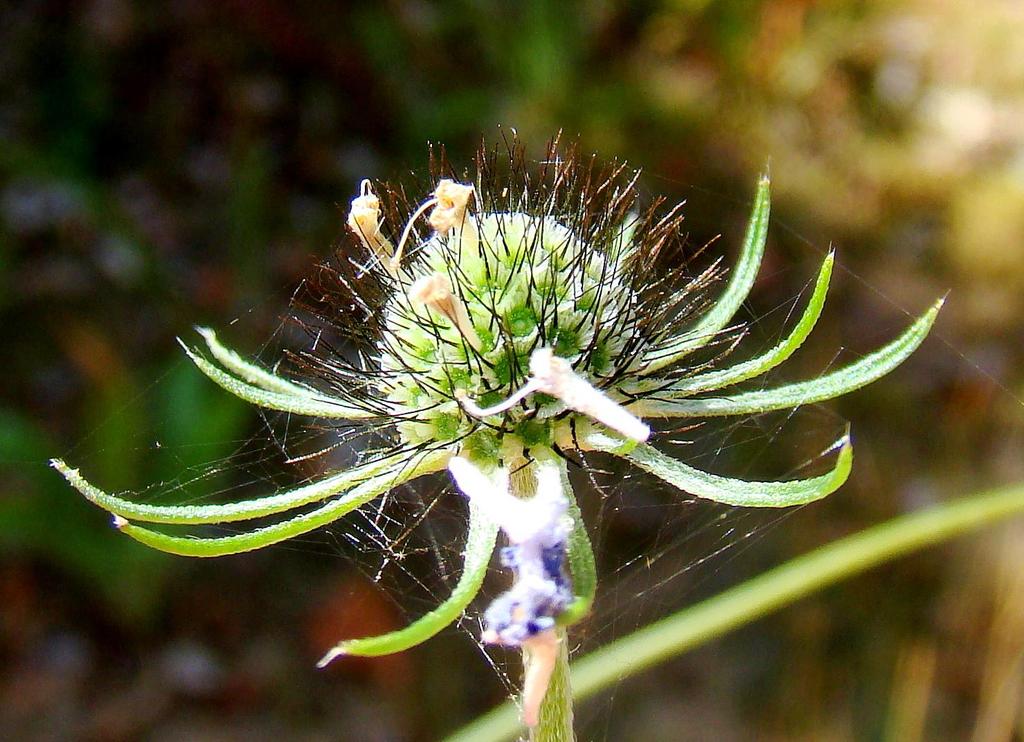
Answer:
[2,1,1023,740]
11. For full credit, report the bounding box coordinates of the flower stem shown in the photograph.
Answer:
[530,627,574,742]
[506,452,576,742]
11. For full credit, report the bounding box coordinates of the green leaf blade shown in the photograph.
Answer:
[181,341,379,419]
[586,429,853,508]
[641,174,771,375]
[108,451,449,557]
[640,298,943,418]
[662,251,834,396]
[317,499,499,664]
[196,327,319,397]
[51,453,403,525]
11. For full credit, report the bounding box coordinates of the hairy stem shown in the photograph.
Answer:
[531,628,574,742]
[446,482,1024,742]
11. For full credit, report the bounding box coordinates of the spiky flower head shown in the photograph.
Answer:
[52,136,941,728]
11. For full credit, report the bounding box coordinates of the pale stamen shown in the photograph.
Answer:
[346,180,397,276]
[390,179,479,271]
[429,180,474,231]
[431,179,479,259]
[458,347,651,442]
[408,273,483,351]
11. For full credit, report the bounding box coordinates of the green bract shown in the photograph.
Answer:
[52,140,940,699]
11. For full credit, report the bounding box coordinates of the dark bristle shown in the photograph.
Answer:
[286,133,723,418]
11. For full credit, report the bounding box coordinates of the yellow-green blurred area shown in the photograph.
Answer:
[2,1,1023,740]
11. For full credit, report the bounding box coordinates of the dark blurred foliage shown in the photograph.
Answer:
[2,1,1023,740]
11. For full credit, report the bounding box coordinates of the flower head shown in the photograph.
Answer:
[51,136,941,727]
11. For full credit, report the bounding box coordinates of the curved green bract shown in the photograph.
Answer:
[317,499,499,664]
[586,429,852,508]
[659,251,834,396]
[50,453,404,525]
[181,341,379,419]
[196,326,320,397]
[554,459,597,626]
[640,298,943,418]
[641,174,771,374]
[113,451,449,557]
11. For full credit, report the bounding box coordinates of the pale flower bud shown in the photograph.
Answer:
[347,180,396,273]
[428,179,475,233]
